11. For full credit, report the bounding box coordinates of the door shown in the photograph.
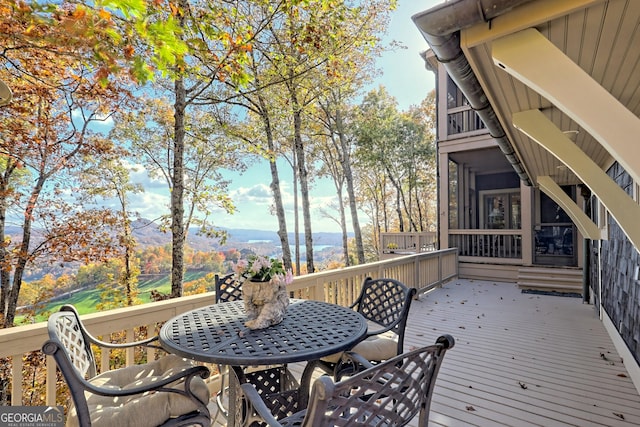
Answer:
[534,189,577,267]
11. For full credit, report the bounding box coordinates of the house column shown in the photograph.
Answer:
[439,151,450,249]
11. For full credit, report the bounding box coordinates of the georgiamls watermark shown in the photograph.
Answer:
[0,406,64,427]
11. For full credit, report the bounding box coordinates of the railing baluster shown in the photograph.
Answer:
[146,323,156,361]
[126,329,134,367]
[46,355,56,406]
[11,354,22,406]
[100,342,109,373]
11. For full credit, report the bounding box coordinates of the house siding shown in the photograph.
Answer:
[596,162,640,365]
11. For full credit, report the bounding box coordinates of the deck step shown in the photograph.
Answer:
[516,266,583,293]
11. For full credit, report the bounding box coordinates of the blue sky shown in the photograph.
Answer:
[125,1,442,234]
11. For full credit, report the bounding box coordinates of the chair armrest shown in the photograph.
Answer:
[239,383,284,427]
[335,350,375,380]
[58,305,163,350]
[42,340,209,398]
[341,351,375,370]
[90,334,163,350]
[363,323,397,339]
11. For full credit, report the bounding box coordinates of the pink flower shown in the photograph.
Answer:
[234,255,292,284]
[232,259,248,274]
[284,269,294,285]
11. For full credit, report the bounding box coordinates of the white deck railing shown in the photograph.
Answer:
[449,229,523,259]
[0,249,458,406]
[379,231,437,256]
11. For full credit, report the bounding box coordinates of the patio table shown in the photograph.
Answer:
[159,299,368,426]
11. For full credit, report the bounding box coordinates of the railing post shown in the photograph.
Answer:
[438,251,443,285]
[46,355,56,406]
[414,255,420,293]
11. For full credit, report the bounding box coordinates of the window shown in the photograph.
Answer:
[448,159,459,228]
[446,76,467,108]
[480,190,521,229]
[446,76,486,135]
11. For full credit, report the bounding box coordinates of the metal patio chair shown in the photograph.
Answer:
[215,272,244,304]
[213,272,245,422]
[234,335,455,427]
[302,277,417,387]
[42,304,211,427]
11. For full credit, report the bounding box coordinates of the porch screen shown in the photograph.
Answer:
[482,192,520,229]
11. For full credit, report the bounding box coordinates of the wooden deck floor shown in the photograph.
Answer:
[409,279,640,426]
[212,279,640,426]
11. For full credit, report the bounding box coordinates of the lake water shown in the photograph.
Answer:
[247,240,336,252]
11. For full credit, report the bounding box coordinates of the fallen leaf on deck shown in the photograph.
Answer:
[518,381,528,389]
[466,406,476,411]
[617,373,628,378]
[613,413,625,420]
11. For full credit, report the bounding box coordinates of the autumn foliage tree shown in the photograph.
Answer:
[353,87,436,236]
[0,1,142,327]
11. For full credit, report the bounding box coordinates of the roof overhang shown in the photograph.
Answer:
[414,0,640,249]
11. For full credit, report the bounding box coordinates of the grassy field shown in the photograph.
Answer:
[28,271,212,322]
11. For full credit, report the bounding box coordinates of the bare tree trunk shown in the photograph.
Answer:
[170,77,186,298]
[122,214,134,306]
[262,112,292,270]
[415,185,425,231]
[336,188,350,265]
[269,155,292,271]
[336,109,365,264]
[395,188,404,232]
[0,176,9,325]
[293,146,300,273]
[5,175,43,327]
[290,92,314,274]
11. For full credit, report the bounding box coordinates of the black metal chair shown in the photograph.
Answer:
[235,335,455,427]
[42,304,211,427]
[302,277,417,388]
[213,272,244,422]
[215,272,244,304]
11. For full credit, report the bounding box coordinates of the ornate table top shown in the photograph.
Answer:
[159,299,368,365]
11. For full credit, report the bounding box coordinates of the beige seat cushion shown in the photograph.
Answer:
[321,335,398,364]
[66,355,209,427]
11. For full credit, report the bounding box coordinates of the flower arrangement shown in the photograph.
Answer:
[233,255,294,285]
[387,243,399,250]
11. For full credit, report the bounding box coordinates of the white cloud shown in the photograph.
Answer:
[128,164,167,190]
[128,191,170,218]
[71,109,115,127]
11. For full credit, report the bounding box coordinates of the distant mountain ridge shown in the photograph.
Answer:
[4,219,350,253]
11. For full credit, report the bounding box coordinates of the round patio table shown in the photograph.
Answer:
[160,299,368,427]
[159,299,367,366]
